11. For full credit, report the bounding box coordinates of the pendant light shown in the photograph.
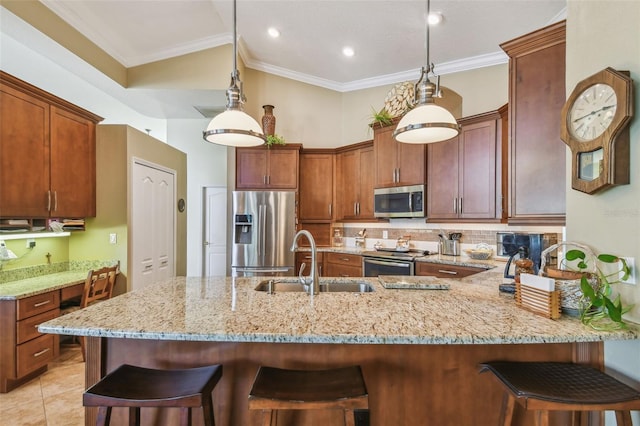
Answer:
[393,0,460,144]
[203,0,266,147]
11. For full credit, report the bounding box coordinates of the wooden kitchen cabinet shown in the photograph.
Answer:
[427,108,507,222]
[500,21,566,225]
[325,252,362,277]
[295,251,325,277]
[0,72,102,219]
[335,141,375,221]
[299,150,334,221]
[373,122,425,188]
[415,262,484,278]
[235,145,300,190]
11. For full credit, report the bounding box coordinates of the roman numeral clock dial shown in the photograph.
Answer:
[560,67,634,194]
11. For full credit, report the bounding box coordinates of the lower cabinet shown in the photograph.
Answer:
[295,252,325,277]
[325,252,362,277]
[415,262,484,278]
[0,282,83,393]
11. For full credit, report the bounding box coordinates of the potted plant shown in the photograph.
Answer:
[265,134,285,148]
[369,107,393,129]
[560,247,632,330]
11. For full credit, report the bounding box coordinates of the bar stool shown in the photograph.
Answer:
[84,364,222,426]
[248,365,369,426]
[479,361,640,426]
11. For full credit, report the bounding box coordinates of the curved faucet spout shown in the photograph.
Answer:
[290,230,319,295]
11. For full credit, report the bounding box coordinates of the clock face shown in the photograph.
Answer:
[568,83,617,142]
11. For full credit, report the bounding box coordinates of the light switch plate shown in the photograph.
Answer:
[109,233,117,244]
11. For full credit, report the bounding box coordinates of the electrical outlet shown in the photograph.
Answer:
[382,230,388,239]
[620,257,636,285]
[26,239,36,249]
[109,233,117,244]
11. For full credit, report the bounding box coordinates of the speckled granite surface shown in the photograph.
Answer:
[39,267,638,345]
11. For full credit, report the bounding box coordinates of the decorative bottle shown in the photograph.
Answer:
[261,105,276,136]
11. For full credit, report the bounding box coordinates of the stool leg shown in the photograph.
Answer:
[96,407,111,426]
[202,397,215,426]
[344,408,355,426]
[615,410,633,426]
[179,407,191,426]
[128,406,140,426]
[498,392,515,426]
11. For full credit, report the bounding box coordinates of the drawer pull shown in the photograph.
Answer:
[340,258,350,262]
[438,270,458,275]
[33,348,50,358]
[34,300,52,308]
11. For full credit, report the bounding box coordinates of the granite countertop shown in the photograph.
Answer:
[0,270,88,300]
[39,267,638,345]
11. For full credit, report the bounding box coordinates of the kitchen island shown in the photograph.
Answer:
[40,266,638,426]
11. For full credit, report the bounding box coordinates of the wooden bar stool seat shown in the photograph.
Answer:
[248,365,369,426]
[480,361,640,426]
[84,364,222,426]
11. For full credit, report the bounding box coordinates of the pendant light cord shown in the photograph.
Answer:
[424,0,431,74]
[232,0,238,80]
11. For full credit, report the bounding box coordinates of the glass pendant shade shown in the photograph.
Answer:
[394,104,459,144]
[204,110,265,147]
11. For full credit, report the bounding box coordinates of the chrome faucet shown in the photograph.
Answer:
[290,230,319,295]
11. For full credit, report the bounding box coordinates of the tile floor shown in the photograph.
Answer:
[0,344,85,426]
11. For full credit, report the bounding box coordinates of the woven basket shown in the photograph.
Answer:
[539,242,598,316]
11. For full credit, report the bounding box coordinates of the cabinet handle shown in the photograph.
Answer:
[438,269,458,275]
[354,203,357,216]
[47,190,51,211]
[33,348,50,357]
[263,176,267,185]
[453,198,457,214]
[459,198,462,214]
[340,257,351,262]
[34,300,51,308]
[357,202,360,215]
[54,191,58,211]
[328,203,332,217]
[396,168,400,183]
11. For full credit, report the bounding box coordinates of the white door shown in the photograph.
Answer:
[203,186,227,276]
[132,160,176,291]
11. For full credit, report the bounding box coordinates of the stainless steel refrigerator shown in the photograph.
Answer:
[232,191,296,277]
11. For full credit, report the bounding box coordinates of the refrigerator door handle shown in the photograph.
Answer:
[260,204,267,258]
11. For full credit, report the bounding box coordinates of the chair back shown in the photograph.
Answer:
[81,263,119,308]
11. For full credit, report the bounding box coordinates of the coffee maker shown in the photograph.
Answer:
[498,233,556,280]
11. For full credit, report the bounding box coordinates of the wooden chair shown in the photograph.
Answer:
[480,361,640,426]
[248,365,369,426]
[61,262,119,360]
[83,364,222,426]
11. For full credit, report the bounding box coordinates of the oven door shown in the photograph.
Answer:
[363,257,414,277]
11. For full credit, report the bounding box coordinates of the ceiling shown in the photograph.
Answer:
[40,0,566,92]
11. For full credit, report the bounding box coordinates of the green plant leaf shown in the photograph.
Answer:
[580,277,596,300]
[604,296,622,322]
[566,249,586,261]
[597,254,618,263]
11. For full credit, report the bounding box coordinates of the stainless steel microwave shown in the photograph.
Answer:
[374,184,425,218]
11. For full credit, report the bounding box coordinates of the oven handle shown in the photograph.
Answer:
[363,258,411,269]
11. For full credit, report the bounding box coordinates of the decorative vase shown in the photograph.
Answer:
[262,105,276,136]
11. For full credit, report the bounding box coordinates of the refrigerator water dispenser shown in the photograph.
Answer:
[234,215,253,244]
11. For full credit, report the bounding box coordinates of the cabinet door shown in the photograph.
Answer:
[50,106,97,217]
[459,120,496,219]
[374,126,397,188]
[236,149,268,189]
[415,262,484,278]
[396,143,425,187]
[358,147,375,219]
[299,153,333,220]
[427,137,459,220]
[0,85,50,217]
[267,149,298,189]
[336,150,359,220]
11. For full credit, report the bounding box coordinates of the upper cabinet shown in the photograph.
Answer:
[373,123,425,188]
[335,142,375,221]
[299,150,334,221]
[235,145,300,190]
[500,21,566,225]
[427,107,507,222]
[0,72,102,219]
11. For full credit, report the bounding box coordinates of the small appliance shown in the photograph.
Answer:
[374,184,425,218]
[499,232,557,280]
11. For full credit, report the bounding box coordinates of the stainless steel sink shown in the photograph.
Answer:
[255,279,375,293]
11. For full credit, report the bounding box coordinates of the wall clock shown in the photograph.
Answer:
[560,67,634,194]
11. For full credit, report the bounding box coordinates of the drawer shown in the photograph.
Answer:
[17,291,60,320]
[17,308,60,345]
[17,334,56,377]
[61,282,84,301]
[415,262,485,278]
[325,263,361,277]
[326,252,361,267]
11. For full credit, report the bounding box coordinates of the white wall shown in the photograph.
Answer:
[565,2,640,424]
[167,119,229,275]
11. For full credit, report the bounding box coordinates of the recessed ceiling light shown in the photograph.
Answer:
[428,12,443,25]
[342,46,355,57]
[268,27,280,38]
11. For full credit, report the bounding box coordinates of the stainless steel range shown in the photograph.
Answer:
[362,249,433,277]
